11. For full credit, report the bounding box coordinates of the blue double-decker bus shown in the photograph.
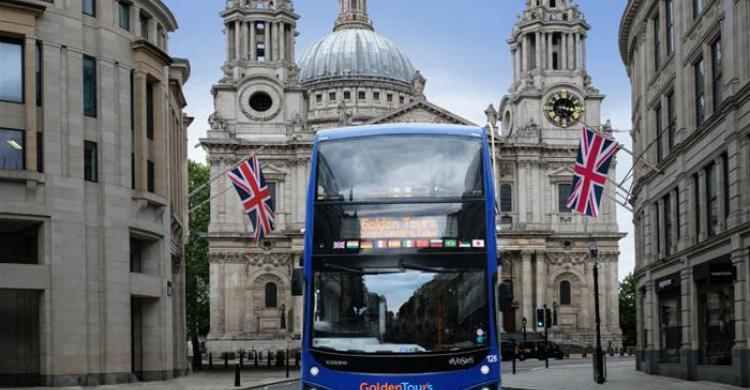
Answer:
[297,124,509,390]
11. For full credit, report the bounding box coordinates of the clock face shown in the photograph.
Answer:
[544,91,584,128]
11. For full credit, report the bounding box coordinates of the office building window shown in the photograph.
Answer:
[36,42,42,107]
[328,92,336,102]
[146,81,154,139]
[667,92,675,151]
[500,184,513,212]
[722,153,729,224]
[706,163,717,237]
[358,91,366,100]
[664,193,672,256]
[655,202,661,256]
[712,37,723,110]
[83,55,97,117]
[655,105,663,162]
[140,13,150,39]
[343,91,351,100]
[695,57,705,126]
[82,0,96,16]
[266,182,277,211]
[147,160,155,192]
[666,0,674,54]
[558,183,571,213]
[653,12,661,70]
[118,1,130,31]
[0,39,23,103]
[693,173,701,238]
[84,141,98,182]
[675,187,681,239]
[36,132,43,173]
[373,91,380,101]
[265,282,278,308]
[693,0,705,18]
[0,128,25,170]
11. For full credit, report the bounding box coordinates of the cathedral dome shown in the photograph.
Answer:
[299,28,416,87]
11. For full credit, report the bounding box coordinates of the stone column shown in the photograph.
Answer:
[731,248,749,374]
[535,31,541,70]
[234,21,241,60]
[514,47,521,81]
[561,33,568,71]
[522,251,533,329]
[226,23,232,61]
[535,252,546,311]
[581,35,587,71]
[670,190,679,254]
[240,21,247,60]
[279,22,286,62]
[568,33,575,69]
[547,33,553,70]
[575,33,582,69]
[133,71,148,190]
[264,22,270,61]
[272,22,279,62]
[250,21,257,62]
[680,266,695,379]
[512,49,517,83]
[520,36,528,73]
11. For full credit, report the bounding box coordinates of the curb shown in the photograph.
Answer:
[241,378,300,389]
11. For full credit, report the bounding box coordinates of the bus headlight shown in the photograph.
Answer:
[480,365,490,375]
[309,366,320,376]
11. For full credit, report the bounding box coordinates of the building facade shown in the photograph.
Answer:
[496,0,624,348]
[203,0,624,354]
[202,0,475,354]
[0,0,191,386]
[620,0,750,386]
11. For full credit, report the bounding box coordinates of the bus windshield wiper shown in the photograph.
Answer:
[322,263,364,274]
[399,262,446,273]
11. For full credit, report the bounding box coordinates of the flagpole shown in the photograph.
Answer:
[188,145,269,201]
[579,121,662,175]
[485,105,501,215]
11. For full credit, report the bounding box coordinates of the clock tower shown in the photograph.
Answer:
[494,0,623,348]
[499,0,603,144]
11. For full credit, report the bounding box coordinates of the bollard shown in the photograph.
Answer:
[239,351,243,368]
[285,348,290,378]
[511,340,516,375]
[224,353,229,368]
[234,363,240,387]
[208,353,213,369]
[295,350,300,368]
[267,350,272,368]
[254,350,259,367]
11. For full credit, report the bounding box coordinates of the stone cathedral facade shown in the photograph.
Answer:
[202,0,624,353]
[202,0,473,353]
[496,0,623,347]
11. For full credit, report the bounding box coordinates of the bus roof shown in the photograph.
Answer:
[315,124,485,142]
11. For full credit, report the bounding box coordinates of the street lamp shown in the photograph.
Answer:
[590,242,605,384]
[521,317,527,341]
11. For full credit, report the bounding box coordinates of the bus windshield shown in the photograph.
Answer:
[312,256,488,355]
[316,135,483,202]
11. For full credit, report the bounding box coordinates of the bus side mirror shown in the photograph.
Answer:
[498,282,513,312]
[292,268,304,296]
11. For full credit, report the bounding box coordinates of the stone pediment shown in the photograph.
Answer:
[366,99,476,126]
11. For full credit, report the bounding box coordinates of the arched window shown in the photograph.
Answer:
[559,280,571,305]
[500,184,513,212]
[265,282,278,308]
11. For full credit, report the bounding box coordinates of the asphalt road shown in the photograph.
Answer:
[248,357,626,390]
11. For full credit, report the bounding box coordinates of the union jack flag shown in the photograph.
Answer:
[228,154,275,240]
[566,128,619,218]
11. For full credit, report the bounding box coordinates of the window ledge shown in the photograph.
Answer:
[0,169,44,185]
[132,190,167,209]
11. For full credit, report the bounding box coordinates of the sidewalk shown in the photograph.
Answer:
[8,368,300,390]
[502,358,742,390]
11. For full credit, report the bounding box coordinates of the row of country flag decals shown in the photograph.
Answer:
[333,239,485,250]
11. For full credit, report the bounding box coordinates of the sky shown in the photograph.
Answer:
[163,0,635,280]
